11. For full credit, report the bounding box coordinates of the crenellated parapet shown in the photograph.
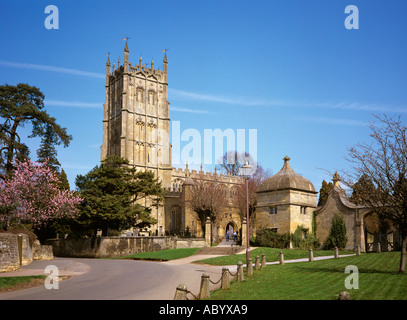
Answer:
[167,164,244,193]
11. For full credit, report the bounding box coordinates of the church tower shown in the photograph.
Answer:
[101,43,172,234]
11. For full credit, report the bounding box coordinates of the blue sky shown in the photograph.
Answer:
[1,0,406,194]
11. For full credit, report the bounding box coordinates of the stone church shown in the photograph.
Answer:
[100,43,244,239]
[100,43,399,251]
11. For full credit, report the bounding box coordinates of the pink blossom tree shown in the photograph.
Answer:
[0,159,82,229]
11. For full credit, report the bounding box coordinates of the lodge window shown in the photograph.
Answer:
[300,206,307,214]
[269,207,277,215]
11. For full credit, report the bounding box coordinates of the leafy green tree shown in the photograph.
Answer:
[317,180,333,207]
[323,213,348,249]
[0,83,72,180]
[74,156,164,236]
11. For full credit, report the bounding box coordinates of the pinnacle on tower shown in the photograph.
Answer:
[124,42,129,72]
[105,54,111,86]
[163,51,168,74]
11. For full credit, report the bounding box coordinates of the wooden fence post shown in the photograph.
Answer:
[237,261,244,282]
[247,258,253,276]
[279,251,284,265]
[199,273,210,300]
[309,248,314,262]
[255,256,260,270]
[173,284,188,300]
[221,267,230,290]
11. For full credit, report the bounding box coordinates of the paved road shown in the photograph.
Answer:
[0,256,224,300]
[0,246,355,300]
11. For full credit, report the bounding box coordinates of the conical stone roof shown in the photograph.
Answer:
[258,156,316,193]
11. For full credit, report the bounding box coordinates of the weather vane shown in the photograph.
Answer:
[123,36,131,42]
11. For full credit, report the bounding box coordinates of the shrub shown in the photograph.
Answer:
[254,228,290,248]
[323,213,348,249]
[290,225,320,250]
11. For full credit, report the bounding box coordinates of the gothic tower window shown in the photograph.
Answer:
[136,87,144,103]
[148,90,156,105]
[134,143,140,163]
[135,118,144,141]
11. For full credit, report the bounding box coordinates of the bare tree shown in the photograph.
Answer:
[187,174,229,239]
[216,151,255,176]
[344,114,407,273]
[236,164,272,229]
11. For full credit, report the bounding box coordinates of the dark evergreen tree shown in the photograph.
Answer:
[74,156,164,236]
[0,83,72,180]
[349,174,377,205]
[317,180,333,207]
[323,213,348,249]
[36,123,61,172]
[58,168,70,190]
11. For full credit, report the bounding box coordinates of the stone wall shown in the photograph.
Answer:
[0,233,19,272]
[46,236,206,258]
[47,236,180,258]
[33,240,54,261]
[0,233,53,272]
[175,238,205,249]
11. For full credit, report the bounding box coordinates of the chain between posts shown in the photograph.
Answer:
[173,253,272,300]
[186,290,199,300]
[209,277,222,285]
[175,248,358,300]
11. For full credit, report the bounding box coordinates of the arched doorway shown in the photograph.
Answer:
[225,221,237,242]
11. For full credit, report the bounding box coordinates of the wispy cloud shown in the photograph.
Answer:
[169,88,407,114]
[171,105,213,114]
[0,60,105,79]
[169,88,277,107]
[3,60,405,114]
[45,99,102,108]
[294,116,367,127]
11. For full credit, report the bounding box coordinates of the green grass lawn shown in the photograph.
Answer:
[196,247,354,266]
[209,252,407,300]
[0,275,45,292]
[116,247,201,261]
